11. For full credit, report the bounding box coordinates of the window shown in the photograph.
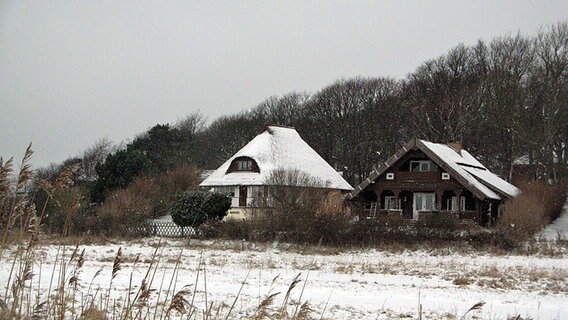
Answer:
[414,193,436,211]
[460,196,476,211]
[213,186,235,197]
[237,159,252,171]
[384,196,399,209]
[446,196,458,211]
[410,160,438,172]
[228,157,259,173]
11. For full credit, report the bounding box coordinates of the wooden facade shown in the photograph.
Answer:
[349,139,517,227]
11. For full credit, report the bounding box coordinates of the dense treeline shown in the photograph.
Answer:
[191,22,568,186]
[28,22,567,227]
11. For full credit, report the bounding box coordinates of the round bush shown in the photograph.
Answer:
[171,191,231,228]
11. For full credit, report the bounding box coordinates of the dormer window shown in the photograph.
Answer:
[237,159,253,171]
[227,156,260,173]
[409,160,438,172]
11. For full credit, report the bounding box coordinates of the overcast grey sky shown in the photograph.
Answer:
[1,1,567,167]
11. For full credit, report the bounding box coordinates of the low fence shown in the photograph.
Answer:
[127,222,197,238]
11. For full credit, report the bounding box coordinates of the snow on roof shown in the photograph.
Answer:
[200,126,353,191]
[420,140,520,200]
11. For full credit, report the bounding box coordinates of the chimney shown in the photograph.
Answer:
[448,141,463,155]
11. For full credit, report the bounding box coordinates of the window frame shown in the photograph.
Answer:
[409,160,437,172]
[227,156,259,173]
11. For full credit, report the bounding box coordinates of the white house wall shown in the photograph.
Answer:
[212,185,271,208]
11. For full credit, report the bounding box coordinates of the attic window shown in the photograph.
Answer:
[228,157,260,173]
[410,160,438,172]
[238,159,252,171]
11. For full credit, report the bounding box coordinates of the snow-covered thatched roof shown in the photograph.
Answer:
[200,126,353,191]
[349,138,520,201]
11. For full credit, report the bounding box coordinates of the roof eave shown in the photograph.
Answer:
[348,138,416,199]
[414,139,490,200]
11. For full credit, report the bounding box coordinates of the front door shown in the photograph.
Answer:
[239,186,248,207]
[413,193,435,219]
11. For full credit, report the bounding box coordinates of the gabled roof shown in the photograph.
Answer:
[348,138,520,201]
[200,126,353,191]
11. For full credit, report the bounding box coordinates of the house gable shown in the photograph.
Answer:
[349,138,518,201]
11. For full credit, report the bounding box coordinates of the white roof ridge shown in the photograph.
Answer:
[200,127,353,191]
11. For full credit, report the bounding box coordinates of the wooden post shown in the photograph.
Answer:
[435,190,443,212]
[375,186,383,210]
[475,200,481,225]
[455,189,463,219]
[393,190,401,209]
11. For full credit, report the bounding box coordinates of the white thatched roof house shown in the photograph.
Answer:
[200,126,353,219]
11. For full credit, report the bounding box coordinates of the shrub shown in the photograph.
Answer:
[517,180,567,222]
[42,187,86,235]
[201,192,232,220]
[170,191,230,229]
[82,188,153,236]
[498,187,549,242]
[234,169,351,245]
[77,163,201,236]
[219,219,253,240]
[415,214,461,240]
[197,219,224,239]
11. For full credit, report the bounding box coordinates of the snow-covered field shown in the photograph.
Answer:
[1,238,567,319]
[540,201,568,241]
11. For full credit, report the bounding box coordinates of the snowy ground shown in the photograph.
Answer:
[1,238,566,319]
[540,201,568,241]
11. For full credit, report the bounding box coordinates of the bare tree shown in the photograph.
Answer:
[77,138,116,182]
[528,22,568,180]
[176,111,207,136]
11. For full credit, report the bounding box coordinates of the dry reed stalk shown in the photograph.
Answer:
[44,245,61,318]
[8,210,42,317]
[10,259,33,315]
[31,301,47,320]
[253,292,280,320]
[105,247,123,312]
[252,275,281,320]
[203,258,209,319]
[292,271,309,319]
[318,288,334,320]
[0,157,14,193]
[295,301,312,320]
[0,157,14,219]
[166,285,193,317]
[224,269,250,320]
[158,249,184,320]
[68,248,85,317]
[187,254,203,320]
[121,271,135,320]
[128,245,161,319]
[0,144,33,260]
[55,244,70,320]
[461,301,485,319]
[14,144,33,236]
[279,273,302,319]
[83,267,103,313]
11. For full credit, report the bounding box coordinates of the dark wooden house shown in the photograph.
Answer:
[348,138,520,226]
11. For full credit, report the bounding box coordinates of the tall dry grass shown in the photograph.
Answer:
[499,180,567,242]
[0,145,81,319]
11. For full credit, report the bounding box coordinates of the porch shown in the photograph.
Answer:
[360,208,478,221]
[356,188,482,223]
